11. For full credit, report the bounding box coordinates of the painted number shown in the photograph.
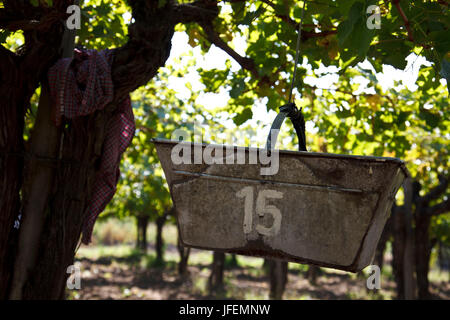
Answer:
[236,186,254,234]
[236,187,283,237]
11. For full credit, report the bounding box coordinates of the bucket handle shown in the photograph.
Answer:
[265,102,307,153]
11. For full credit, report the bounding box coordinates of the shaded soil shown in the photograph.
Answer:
[70,250,450,300]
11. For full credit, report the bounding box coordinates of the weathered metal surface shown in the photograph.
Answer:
[152,139,408,272]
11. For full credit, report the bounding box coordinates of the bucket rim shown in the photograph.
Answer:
[151,138,410,178]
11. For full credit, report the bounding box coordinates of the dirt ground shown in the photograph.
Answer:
[70,246,450,300]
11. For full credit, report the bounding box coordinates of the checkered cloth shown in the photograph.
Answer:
[48,48,135,244]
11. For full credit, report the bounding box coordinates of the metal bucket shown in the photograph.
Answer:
[152,104,408,272]
[153,139,407,272]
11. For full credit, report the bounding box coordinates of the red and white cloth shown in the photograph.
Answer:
[48,48,135,244]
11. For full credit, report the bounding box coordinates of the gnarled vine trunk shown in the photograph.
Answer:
[21,11,174,298]
[0,16,65,298]
[0,0,214,299]
[414,211,433,299]
[268,259,288,300]
[155,209,171,263]
[209,251,225,293]
[392,204,407,299]
[136,215,149,252]
[177,232,191,278]
[0,67,25,299]
[412,176,449,300]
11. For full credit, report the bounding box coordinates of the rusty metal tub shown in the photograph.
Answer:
[152,138,408,272]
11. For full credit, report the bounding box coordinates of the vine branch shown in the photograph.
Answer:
[392,0,414,42]
[428,197,450,216]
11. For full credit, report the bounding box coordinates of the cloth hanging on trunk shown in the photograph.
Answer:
[48,48,135,244]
